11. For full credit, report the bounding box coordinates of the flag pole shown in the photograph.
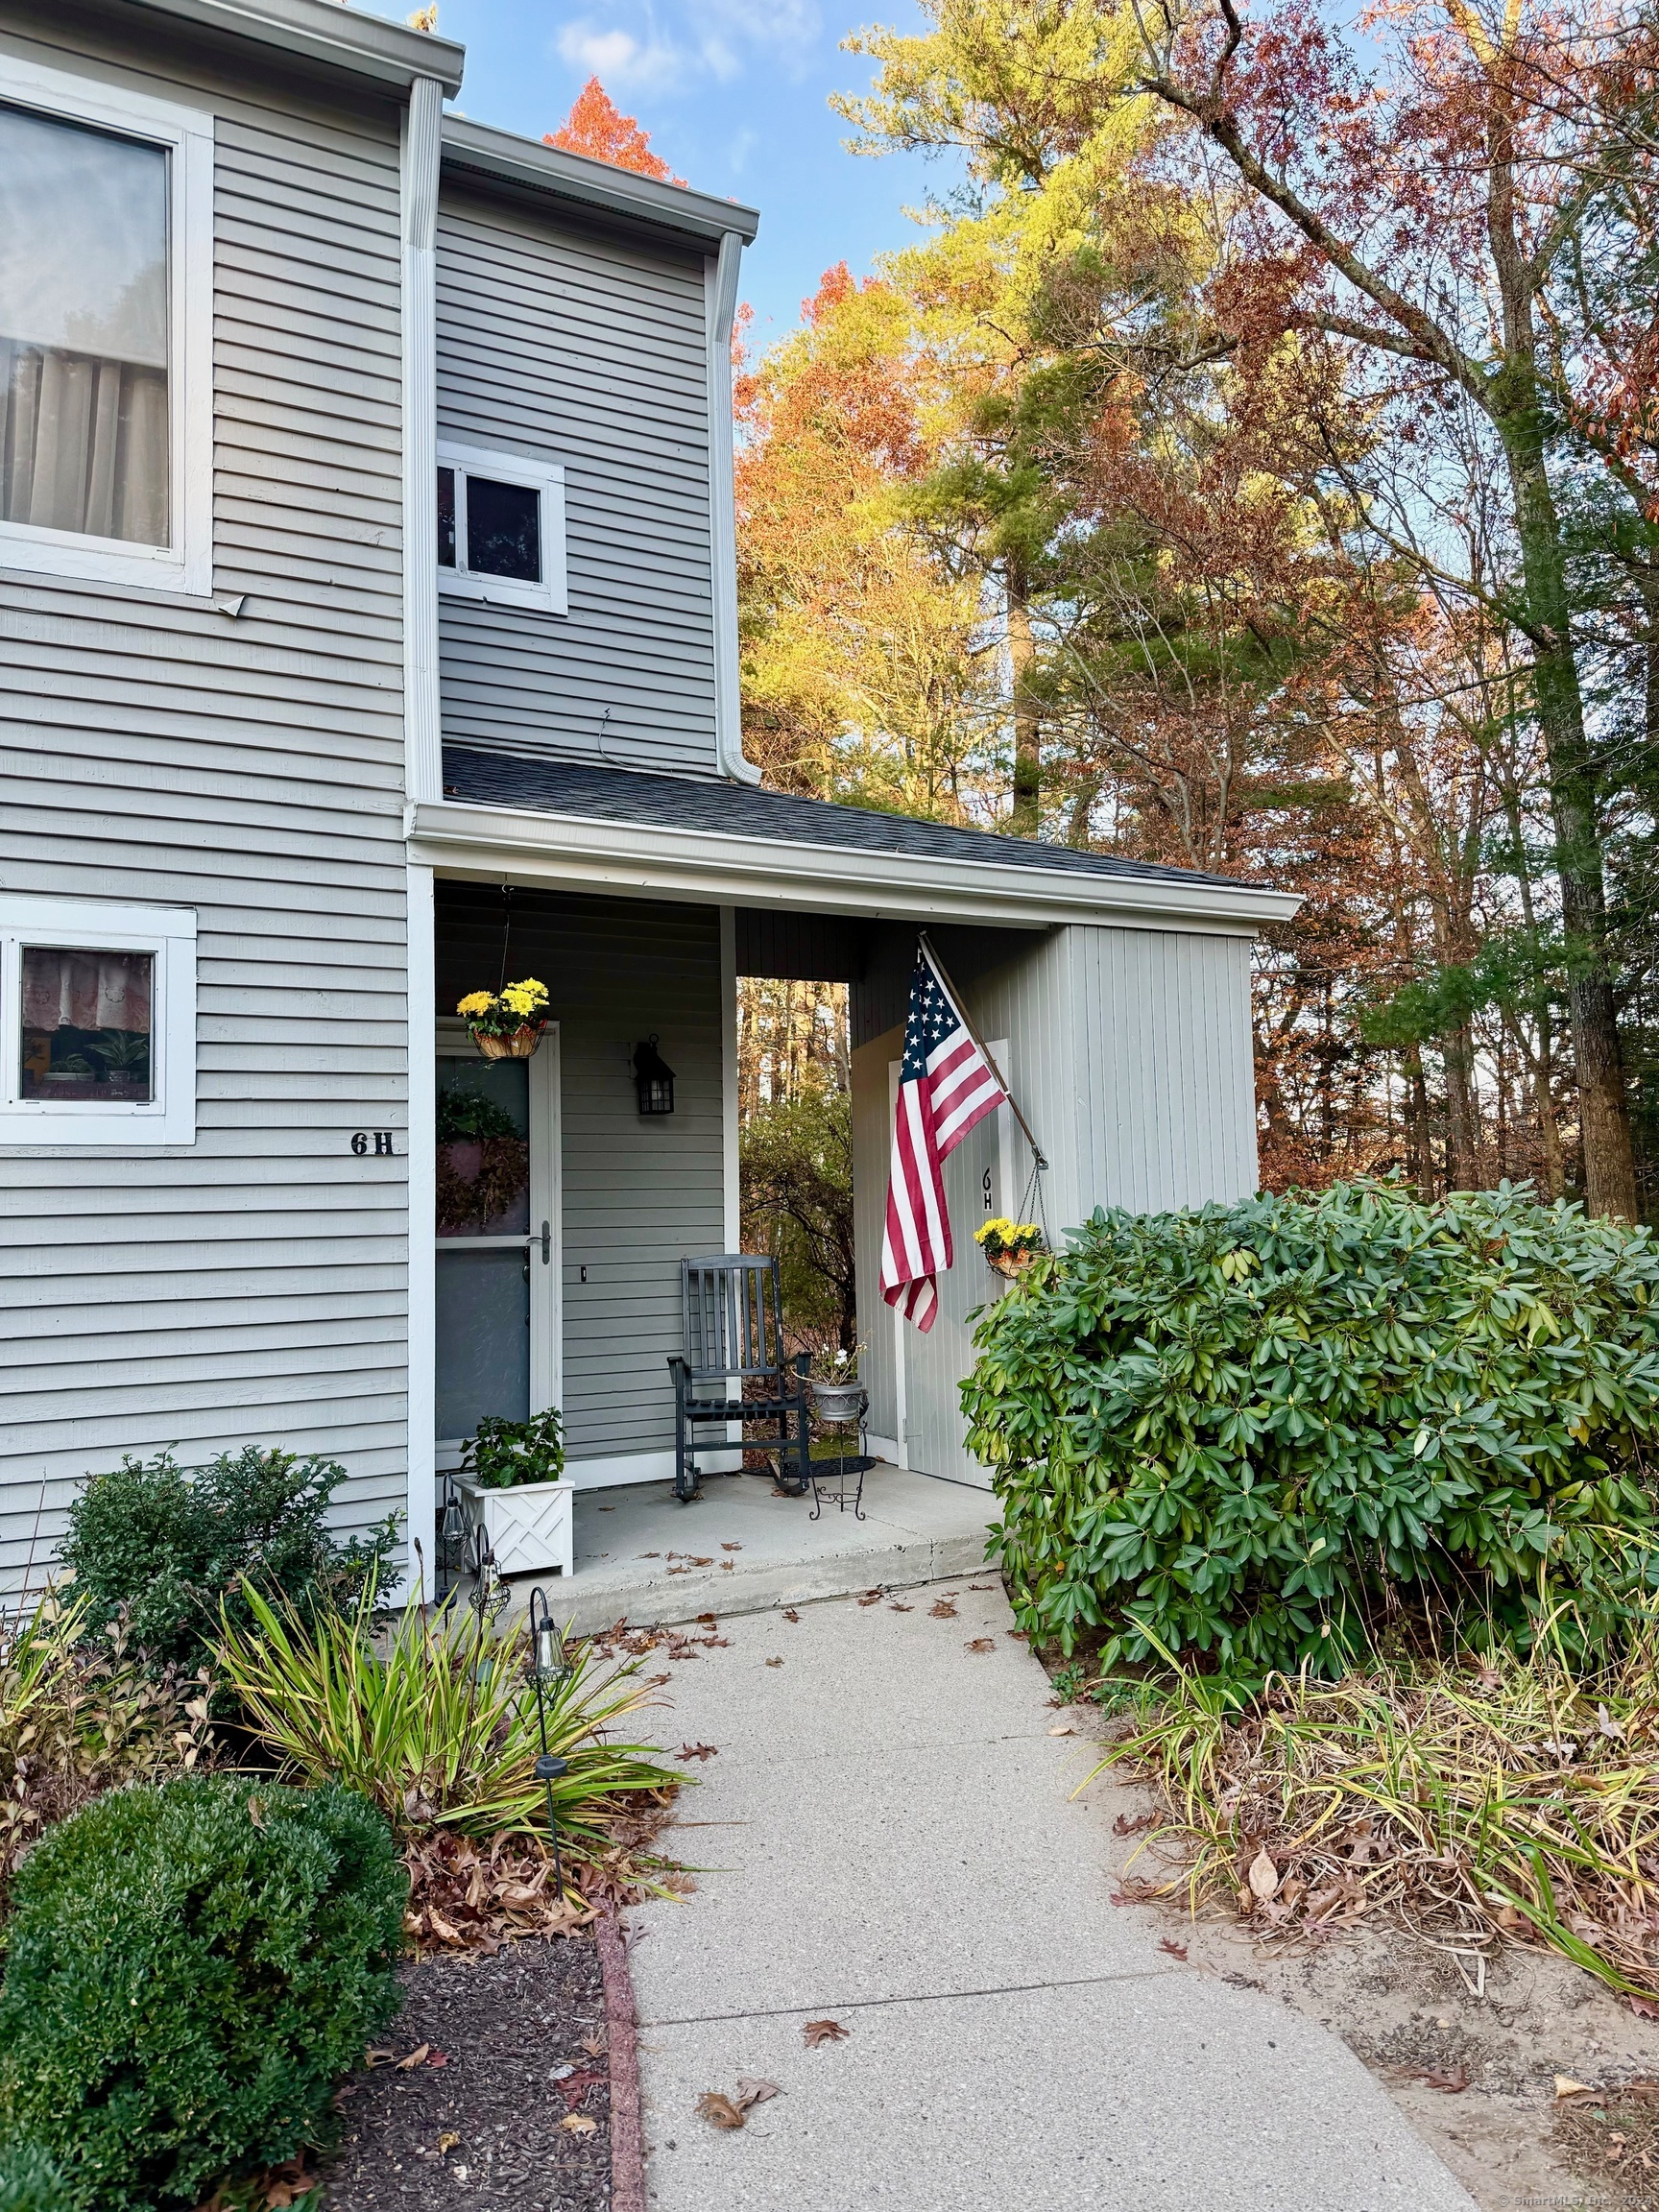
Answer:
[917,931,1047,1171]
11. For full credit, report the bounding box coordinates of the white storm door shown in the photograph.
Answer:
[434,1019,562,1466]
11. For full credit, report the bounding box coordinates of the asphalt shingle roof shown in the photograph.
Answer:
[440,749,1255,892]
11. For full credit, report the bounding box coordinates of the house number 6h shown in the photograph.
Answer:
[351,1131,395,1156]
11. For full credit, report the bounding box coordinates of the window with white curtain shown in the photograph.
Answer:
[0,895,196,1144]
[0,60,212,593]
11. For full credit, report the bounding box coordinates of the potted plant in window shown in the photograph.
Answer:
[454,1407,574,1576]
[809,1343,867,1424]
[88,1029,151,1096]
[974,1218,1045,1279]
[456,978,551,1060]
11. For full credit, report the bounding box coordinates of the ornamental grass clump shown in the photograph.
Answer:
[962,1179,1659,1671]
[1094,1622,1659,2001]
[0,1775,405,2212]
[215,1580,679,1936]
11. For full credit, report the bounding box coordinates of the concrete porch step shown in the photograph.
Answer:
[512,1464,998,1634]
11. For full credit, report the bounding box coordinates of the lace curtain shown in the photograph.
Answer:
[21,948,153,1035]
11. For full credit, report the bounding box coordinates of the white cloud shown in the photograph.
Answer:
[555,0,821,101]
[555,21,685,92]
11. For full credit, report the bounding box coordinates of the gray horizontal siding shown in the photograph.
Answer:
[435,884,725,1463]
[435,188,720,779]
[0,8,412,1588]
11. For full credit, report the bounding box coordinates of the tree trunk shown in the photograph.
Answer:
[1006,562,1041,837]
[1442,1026,1480,1192]
[1498,420,1637,1218]
[1408,1047,1433,1199]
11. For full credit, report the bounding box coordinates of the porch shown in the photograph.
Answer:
[552,1463,995,1635]
[412,749,1289,1608]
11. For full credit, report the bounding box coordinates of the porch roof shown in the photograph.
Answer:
[411,749,1304,934]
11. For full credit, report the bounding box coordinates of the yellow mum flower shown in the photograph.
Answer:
[456,992,495,1017]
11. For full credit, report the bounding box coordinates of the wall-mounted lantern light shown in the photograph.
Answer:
[633,1035,676,1116]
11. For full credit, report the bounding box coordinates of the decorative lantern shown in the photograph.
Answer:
[527,1586,569,1901]
[632,1035,675,1116]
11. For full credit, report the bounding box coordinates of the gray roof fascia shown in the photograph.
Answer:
[121,0,465,95]
[441,115,760,245]
[408,795,1302,935]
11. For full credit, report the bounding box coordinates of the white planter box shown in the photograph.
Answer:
[456,1475,575,1577]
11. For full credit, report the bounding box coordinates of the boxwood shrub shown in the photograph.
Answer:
[961,1180,1659,1673]
[0,1775,406,2212]
[0,2146,75,2212]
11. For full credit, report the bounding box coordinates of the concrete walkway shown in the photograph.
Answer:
[628,1580,1478,2211]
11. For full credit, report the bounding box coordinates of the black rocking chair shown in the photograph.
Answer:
[667,1253,811,1503]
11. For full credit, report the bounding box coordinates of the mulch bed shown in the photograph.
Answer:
[323,1936,613,2212]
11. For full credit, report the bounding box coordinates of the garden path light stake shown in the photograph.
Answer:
[528,1585,569,1901]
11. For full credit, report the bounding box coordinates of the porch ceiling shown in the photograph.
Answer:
[410,753,1303,937]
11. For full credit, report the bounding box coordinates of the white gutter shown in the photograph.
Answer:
[706,231,759,784]
[408,795,1302,936]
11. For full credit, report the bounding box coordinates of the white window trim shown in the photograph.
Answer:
[437,442,567,615]
[0,894,197,1146]
[0,56,214,596]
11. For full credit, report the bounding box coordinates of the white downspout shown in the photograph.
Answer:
[706,229,759,783]
[401,75,445,1601]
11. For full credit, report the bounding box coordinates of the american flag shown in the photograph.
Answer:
[879,949,1008,1334]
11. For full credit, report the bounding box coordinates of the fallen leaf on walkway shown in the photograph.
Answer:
[1631,1996,1659,2020]
[721,1561,734,1570]
[689,1557,713,1567]
[641,1551,661,1558]
[970,1583,993,1591]
[857,1591,883,1606]
[1047,1723,1074,1736]
[1556,2077,1596,2100]
[782,1608,801,1623]
[1159,1939,1188,1960]
[696,1612,718,1624]
[697,2093,747,2130]
[561,2114,598,2136]
[765,1657,784,1668]
[1006,1630,1028,1640]
[668,1566,691,1575]
[890,1603,913,1612]
[721,1542,742,1552]
[929,1600,957,1620]
[803,2020,849,2047]
[966,1638,995,1653]
[1113,1812,1154,1837]
[734,2078,781,2109]
[1412,2068,1469,2094]
[1246,1849,1281,1902]
[678,1743,718,1761]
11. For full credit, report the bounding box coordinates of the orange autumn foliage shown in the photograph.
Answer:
[545,78,685,187]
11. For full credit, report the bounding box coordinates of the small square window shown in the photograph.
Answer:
[1,897,194,1145]
[436,443,566,615]
[466,475,541,582]
[20,946,153,1101]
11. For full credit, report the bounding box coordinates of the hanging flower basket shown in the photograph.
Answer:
[975,1218,1044,1278]
[456,979,550,1061]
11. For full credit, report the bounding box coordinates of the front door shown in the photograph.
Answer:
[434,1020,561,1469]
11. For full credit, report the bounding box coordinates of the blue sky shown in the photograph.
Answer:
[397,0,955,348]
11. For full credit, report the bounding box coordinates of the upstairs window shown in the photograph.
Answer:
[0,58,212,594]
[437,443,566,615]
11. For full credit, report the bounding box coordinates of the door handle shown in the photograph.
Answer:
[540,1219,551,1264]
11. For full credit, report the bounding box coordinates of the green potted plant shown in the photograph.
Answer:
[455,978,551,1060]
[88,1029,151,1095]
[974,1217,1045,1278]
[454,1407,573,1575]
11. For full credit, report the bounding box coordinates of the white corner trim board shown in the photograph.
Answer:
[0,54,213,597]
[706,231,759,784]
[402,73,445,805]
